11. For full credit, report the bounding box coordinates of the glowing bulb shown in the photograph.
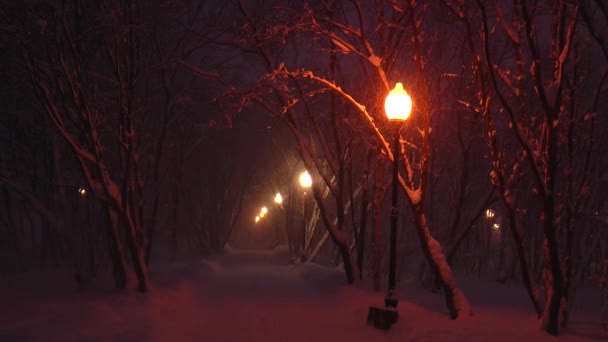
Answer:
[385,83,412,121]
[299,171,312,188]
[78,187,86,196]
[261,207,268,214]
[274,193,283,204]
[493,223,500,230]
[255,216,260,223]
[485,209,494,218]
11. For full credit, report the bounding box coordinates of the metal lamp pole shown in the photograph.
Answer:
[366,82,412,330]
[299,171,312,259]
[386,124,400,308]
[384,83,412,309]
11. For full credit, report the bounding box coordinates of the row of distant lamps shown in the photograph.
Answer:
[485,209,500,230]
[255,170,312,223]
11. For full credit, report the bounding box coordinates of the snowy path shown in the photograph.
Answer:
[0,246,605,341]
[0,247,361,342]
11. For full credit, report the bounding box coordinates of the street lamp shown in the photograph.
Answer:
[299,170,312,259]
[384,82,412,309]
[274,192,283,205]
[273,192,285,245]
[299,171,312,188]
[367,83,412,330]
[486,209,495,218]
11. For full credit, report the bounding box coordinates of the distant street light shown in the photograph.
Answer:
[299,171,312,188]
[486,209,495,218]
[261,207,268,214]
[384,82,412,309]
[255,216,260,223]
[299,170,312,259]
[273,192,285,245]
[78,187,86,196]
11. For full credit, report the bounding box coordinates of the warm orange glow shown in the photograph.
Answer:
[493,223,500,230]
[78,187,86,196]
[260,212,265,218]
[299,171,312,188]
[385,83,412,121]
[486,209,495,218]
[261,207,268,214]
[274,193,283,204]
[255,216,260,223]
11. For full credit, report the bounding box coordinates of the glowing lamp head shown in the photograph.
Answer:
[274,193,283,204]
[255,216,260,223]
[261,207,268,214]
[78,187,86,196]
[385,83,412,121]
[299,171,312,188]
[260,212,265,218]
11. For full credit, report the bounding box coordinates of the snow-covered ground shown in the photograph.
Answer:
[0,246,605,341]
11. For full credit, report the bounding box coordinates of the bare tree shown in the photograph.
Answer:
[217,0,473,317]
[11,1,153,291]
[444,0,607,335]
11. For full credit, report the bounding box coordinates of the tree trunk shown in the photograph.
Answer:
[539,122,566,336]
[357,185,369,279]
[337,239,356,284]
[411,204,473,319]
[539,202,565,335]
[125,218,151,292]
[107,208,128,289]
[505,201,544,317]
[312,186,357,284]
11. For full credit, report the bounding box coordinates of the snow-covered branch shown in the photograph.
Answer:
[281,67,420,203]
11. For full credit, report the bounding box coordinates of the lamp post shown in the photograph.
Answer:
[274,192,284,245]
[299,170,312,258]
[366,83,412,330]
[384,82,412,308]
[274,193,283,205]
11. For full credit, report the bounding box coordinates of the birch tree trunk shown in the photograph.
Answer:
[107,208,129,289]
[411,205,472,318]
[406,0,473,318]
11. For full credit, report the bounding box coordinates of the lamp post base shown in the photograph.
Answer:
[367,305,399,330]
[367,292,399,330]
[384,294,399,308]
